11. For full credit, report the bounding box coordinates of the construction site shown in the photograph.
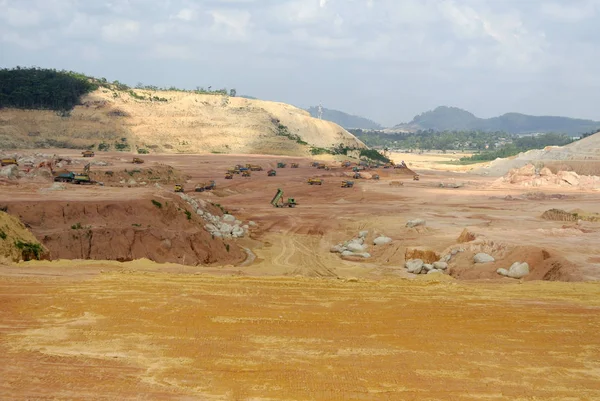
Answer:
[1,145,600,400]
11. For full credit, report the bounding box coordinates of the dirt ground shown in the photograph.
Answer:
[2,149,600,399]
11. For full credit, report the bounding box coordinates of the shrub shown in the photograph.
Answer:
[0,229,7,240]
[151,199,162,209]
[14,240,43,260]
[185,210,192,220]
[137,148,149,154]
[71,222,83,230]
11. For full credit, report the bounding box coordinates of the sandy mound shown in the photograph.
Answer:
[0,211,48,263]
[0,89,365,156]
[1,196,246,266]
[494,163,600,189]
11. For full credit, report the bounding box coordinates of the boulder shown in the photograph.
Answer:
[406,219,426,228]
[219,223,233,234]
[433,261,448,270]
[358,230,369,238]
[507,262,529,279]
[423,264,434,271]
[347,242,367,253]
[539,167,553,176]
[0,164,18,179]
[557,171,580,186]
[373,236,392,246]
[248,221,257,227]
[474,253,495,263]
[231,226,244,237]
[330,245,344,253]
[341,251,354,257]
[222,214,236,223]
[496,268,509,276]
[356,253,371,259]
[405,259,424,274]
[427,269,442,274]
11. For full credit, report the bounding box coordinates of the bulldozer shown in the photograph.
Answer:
[242,171,251,177]
[225,172,233,179]
[195,180,216,192]
[307,177,322,185]
[277,162,287,168]
[291,163,299,168]
[341,180,354,188]
[1,158,18,167]
[267,169,277,176]
[82,150,95,158]
[174,184,184,192]
[132,157,144,164]
[271,188,297,208]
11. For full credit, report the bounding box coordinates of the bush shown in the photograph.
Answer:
[0,229,7,240]
[185,210,192,220]
[14,239,43,260]
[71,222,83,230]
[98,142,110,151]
[137,148,149,154]
[360,149,390,163]
[151,199,162,209]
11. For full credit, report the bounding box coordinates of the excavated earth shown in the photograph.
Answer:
[1,149,600,399]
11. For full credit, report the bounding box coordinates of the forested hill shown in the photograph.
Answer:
[306,106,382,130]
[393,106,600,136]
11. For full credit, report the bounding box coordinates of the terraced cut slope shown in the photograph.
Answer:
[1,273,599,400]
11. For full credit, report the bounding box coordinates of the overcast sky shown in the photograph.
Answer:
[1,0,600,126]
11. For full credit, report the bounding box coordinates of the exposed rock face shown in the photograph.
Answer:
[405,247,440,264]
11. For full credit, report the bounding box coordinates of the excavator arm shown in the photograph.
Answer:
[271,188,284,207]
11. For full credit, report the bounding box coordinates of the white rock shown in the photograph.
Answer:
[427,269,442,274]
[341,251,354,257]
[232,226,244,237]
[474,253,495,263]
[330,245,344,253]
[347,242,367,253]
[423,264,434,271]
[235,220,242,226]
[358,230,369,238]
[222,214,236,223]
[443,254,451,262]
[356,253,371,258]
[496,268,509,276]
[373,236,392,246]
[242,225,249,230]
[507,262,529,279]
[405,259,424,274]
[433,261,448,270]
[248,221,257,227]
[406,219,426,228]
[220,223,233,233]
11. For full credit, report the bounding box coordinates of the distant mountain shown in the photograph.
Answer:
[306,106,382,130]
[393,106,600,136]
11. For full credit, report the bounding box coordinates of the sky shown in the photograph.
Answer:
[1,0,600,127]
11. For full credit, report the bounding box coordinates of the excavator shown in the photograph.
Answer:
[291,163,299,168]
[271,188,297,208]
[225,172,233,179]
[174,184,184,192]
[341,180,354,188]
[267,169,277,176]
[82,150,95,158]
[242,170,251,177]
[277,162,286,168]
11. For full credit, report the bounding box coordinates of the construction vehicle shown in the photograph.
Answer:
[353,172,361,179]
[342,160,351,168]
[277,162,287,168]
[53,171,94,184]
[394,161,408,169]
[317,163,330,170]
[1,158,18,166]
[53,172,75,183]
[413,175,420,181]
[174,184,184,192]
[291,163,299,168]
[267,169,277,176]
[246,164,263,171]
[195,180,216,192]
[271,188,297,208]
[373,174,380,180]
[307,177,323,185]
[225,172,233,179]
[82,150,95,157]
[242,171,251,177]
[132,157,144,164]
[341,180,354,188]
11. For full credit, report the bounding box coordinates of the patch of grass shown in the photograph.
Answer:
[276,124,308,145]
[71,222,83,230]
[310,147,332,155]
[185,210,192,220]
[132,223,141,227]
[225,244,230,252]
[151,199,162,209]
[137,148,149,154]
[0,229,7,240]
[14,239,43,260]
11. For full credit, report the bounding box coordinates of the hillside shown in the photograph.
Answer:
[306,106,382,130]
[393,106,600,136]
[0,68,365,156]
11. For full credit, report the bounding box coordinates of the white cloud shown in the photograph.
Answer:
[542,1,598,22]
[101,20,140,43]
[172,8,197,21]
[209,10,252,42]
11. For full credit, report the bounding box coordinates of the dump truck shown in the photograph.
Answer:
[82,150,95,157]
[225,172,233,179]
[132,157,144,164]
[341,180,354,188]
[271,188,296,208]
[291,163,299,168]
[246,164,263,171]
[53,170,94,184]
[53,172,75,183]
[195,180,216,192]
[277,162,287,168]
[1,158,18,166]
[73,174,93,184]
[242,171,251,177]
[307,177,323,185]
[174,184,184,192]
[267,169,277,176]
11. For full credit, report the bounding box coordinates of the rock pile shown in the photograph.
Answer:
[404,258,448,275]
[330,230,373,259]
[497,262,530,279]
[496,164,600,189]
[177,193,250,239]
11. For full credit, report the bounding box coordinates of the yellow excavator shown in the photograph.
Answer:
[271,188,297,208]
[174,184,184,192]
[307,177,323,185]
[341,180,354,188]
